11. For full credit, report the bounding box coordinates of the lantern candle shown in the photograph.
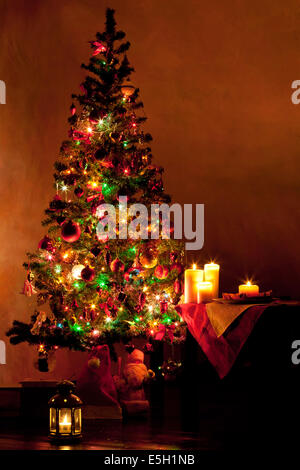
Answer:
[197,281,213,304]
[59,410,72,434]
[238,281,259,296]
[184,264,204,303]
[204,263,220,299]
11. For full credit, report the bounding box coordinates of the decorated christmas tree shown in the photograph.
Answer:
[7,9,185,367]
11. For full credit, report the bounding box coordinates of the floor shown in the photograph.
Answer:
[0,372,298,451]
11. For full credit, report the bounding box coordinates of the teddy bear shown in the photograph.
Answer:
[113,348,155,416]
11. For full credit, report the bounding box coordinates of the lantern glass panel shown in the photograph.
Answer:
[58,408,72,434]
[74,408,82,434]
[49,408,56,434]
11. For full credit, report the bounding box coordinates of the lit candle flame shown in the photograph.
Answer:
[192,264,196,270]
[61,415,71,426]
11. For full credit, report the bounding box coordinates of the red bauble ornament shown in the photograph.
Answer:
[163,266,169,278]
[38,236,54,252]
[174,279,182,294]
[81,266,95,282]
[171,262,184,275]
[154,265,164,279]
[139,292,146,309]
[154,265,169,279]
[110,258,125,273]
[61,220,81,243]
[160,301,168,314]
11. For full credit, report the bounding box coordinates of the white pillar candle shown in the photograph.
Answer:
[197,281,213,303]
[238,281,259,296]
[204,263,220,299]
[184,264,204,303]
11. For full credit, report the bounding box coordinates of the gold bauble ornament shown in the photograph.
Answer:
[139,247,158,269]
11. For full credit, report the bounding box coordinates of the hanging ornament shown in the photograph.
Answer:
[174,279,182,294]
[118,291,126,302]
[71,264,85,280]
[160,301,168,314]
[61,220,81,243]
[81,265,95,282]
[139,246,158,269]
[110,258,125,273]
[120,81,135,97]
[20,279,37,296]
[138,292,146,310]
[171,262,184,275]
[91,246,101,257]
[94,148,107,161]
[154,265,169,280]
[105,251,111,266]
[38,236,54,252]
[74,187,84,198]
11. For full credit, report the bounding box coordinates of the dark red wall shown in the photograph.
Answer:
[1,0,300,384]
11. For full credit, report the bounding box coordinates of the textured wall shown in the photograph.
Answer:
[1,0,300,385]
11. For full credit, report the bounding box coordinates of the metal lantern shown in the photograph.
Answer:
[48,380,82,442]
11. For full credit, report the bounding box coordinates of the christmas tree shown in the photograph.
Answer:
[7,9,185,366]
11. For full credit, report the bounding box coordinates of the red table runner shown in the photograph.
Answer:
[175,303,268,379]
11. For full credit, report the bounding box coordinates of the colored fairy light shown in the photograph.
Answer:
[105,316,112,323]
[61,185,68,192]
[55,265,62,274]
[91,304,96,309]
[92,329,99,336]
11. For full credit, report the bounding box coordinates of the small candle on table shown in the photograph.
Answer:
[197,281,213,303]
[204,262,220,299]
[184,264,203,303]
[238,281,259,296]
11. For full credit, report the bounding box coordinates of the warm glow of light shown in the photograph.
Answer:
[105,316,112,323]
[87,127,93,134]
[60,415,71,426]
[61,185,68,191]
[63,253,69,259]
[143,286,148,292]
[148,306,153,312]
[155,295,160,300]
[92,329,99,336]
[246,281,252,286]
[192,264,196,270]
[91,304,96,309]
